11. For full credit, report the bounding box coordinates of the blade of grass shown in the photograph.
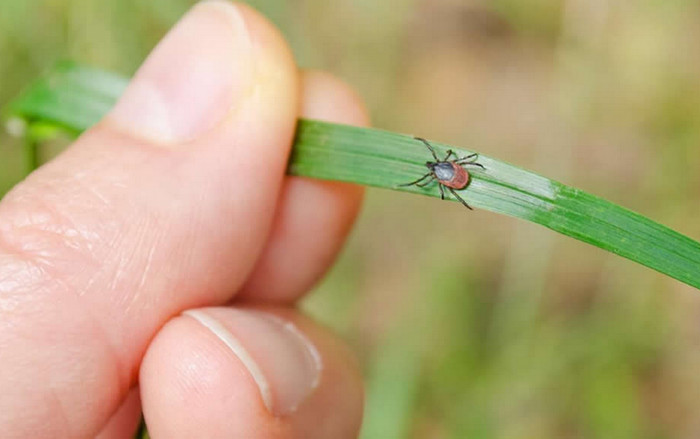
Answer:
[4,61,127,136]
[22,135,39,174]
[4,63,700,290]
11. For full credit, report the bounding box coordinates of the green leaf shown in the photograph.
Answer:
[5,63,700,290]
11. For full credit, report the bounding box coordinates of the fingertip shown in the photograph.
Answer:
[141,315,264,438]
[140,307,363,439]
[238,175,364,303]
[301,70,371,126]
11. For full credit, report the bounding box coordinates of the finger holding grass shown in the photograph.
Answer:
[0,2,365,438]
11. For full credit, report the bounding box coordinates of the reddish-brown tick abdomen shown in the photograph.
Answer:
[440,162,470,189]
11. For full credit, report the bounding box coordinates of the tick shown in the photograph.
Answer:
[400,137,485,210]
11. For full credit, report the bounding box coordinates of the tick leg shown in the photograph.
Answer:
[415,137,440,161]
[439,184,445,200]
[448,188,473,210]
[444,150,457,161]
[464,162,486,170]
[456,153,479,162]
[456,154,486,170]
[416,176,436,187]
[399,172,432,187]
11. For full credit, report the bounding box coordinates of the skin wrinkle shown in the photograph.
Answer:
[0,210,101,303]
[0,239,70,313]
[0,147,166,308]
[107,241,141,301]
[0,175,159,330]
[134,243,157,307]
[7,255,132,393]
[45,386,72,439]
[57,305,131,437]
[0,257,128,439]
[0,178,116,268]
[84,310,133,388]
[0,205,135,407]
[5,155,128,243]
[0,234,44,286]
[120,215,165,314]
[103,228,167,325]
[0,258,48,334]
[80,216,151,304]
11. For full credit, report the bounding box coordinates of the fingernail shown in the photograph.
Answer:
[184,308,323,416]
[108,1,253,144]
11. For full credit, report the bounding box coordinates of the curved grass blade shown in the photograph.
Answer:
[4,61,127,135]
[5,63,700,289]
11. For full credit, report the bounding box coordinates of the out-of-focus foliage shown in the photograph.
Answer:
[1,1,700,438]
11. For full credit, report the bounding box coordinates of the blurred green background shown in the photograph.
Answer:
[2,0,700,437]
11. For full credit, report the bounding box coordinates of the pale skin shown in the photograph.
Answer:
[0,2,368,438]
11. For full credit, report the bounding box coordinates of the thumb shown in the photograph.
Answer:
[0,2,298,438]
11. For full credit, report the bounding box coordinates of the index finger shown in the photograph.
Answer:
[238,70,370,303]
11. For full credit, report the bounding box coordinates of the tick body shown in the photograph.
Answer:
[400,137,485,209]
[432,161,470,189]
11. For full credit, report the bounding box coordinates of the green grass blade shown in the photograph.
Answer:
[4,61,128,135]
[5,63,700,289]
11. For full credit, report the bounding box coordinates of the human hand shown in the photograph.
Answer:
[0,2,367,437]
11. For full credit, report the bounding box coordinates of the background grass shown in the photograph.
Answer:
[2,0,700,437]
